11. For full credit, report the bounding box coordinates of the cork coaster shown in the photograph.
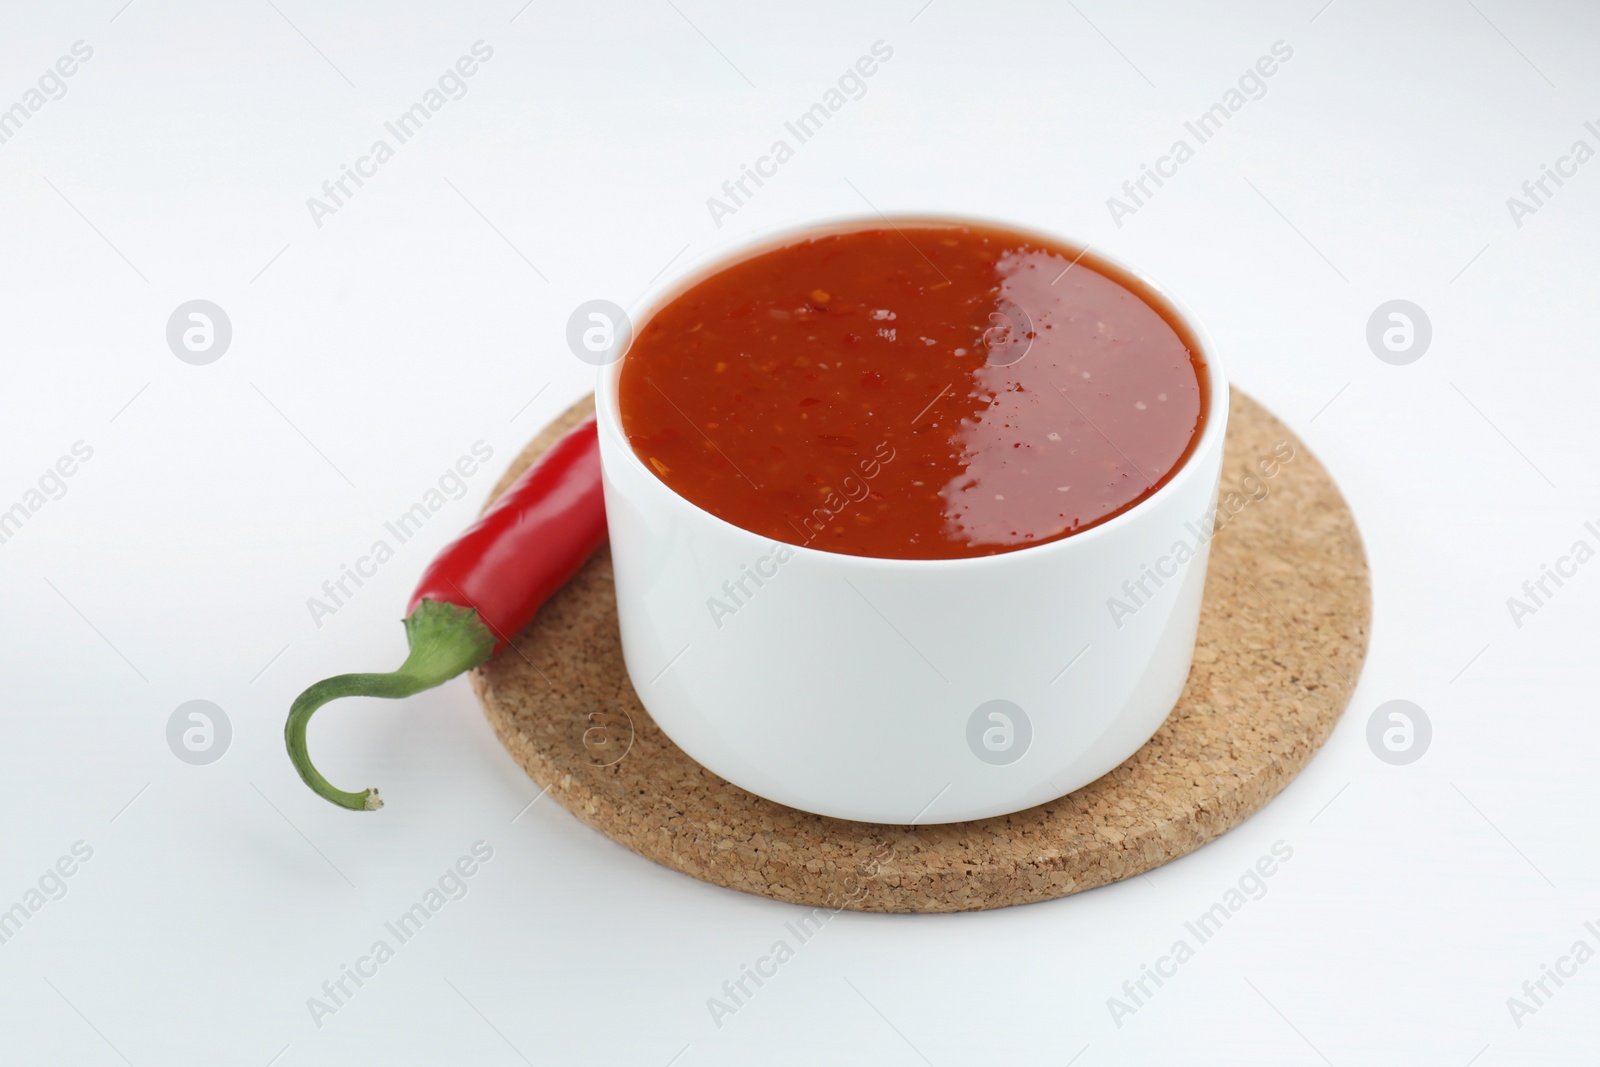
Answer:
[470,389,1368,913]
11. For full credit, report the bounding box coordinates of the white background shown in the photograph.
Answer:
[1,0,1596,1063]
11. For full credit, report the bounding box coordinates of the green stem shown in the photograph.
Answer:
[285,599,498,811]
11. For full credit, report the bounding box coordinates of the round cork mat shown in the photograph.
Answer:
[470,389,1368,913]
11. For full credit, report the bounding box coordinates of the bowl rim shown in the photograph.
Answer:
[594,212,1230,572]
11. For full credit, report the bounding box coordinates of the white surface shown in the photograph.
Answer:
[0,1,1595,1063]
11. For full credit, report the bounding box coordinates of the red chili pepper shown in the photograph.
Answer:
[285,416,606,811]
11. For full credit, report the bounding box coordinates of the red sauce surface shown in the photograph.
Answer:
[618,222,1207,560]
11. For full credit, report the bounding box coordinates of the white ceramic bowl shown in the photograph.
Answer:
[595,216,1227,824]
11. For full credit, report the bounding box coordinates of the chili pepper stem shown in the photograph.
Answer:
[285,599,499,811]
